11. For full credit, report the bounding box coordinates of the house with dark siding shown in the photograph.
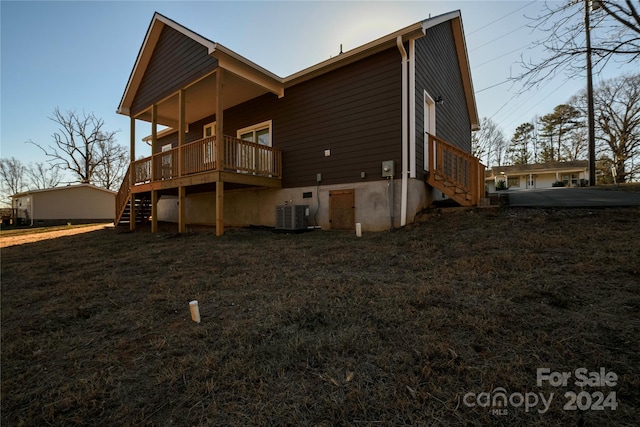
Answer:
[116,10,483,234]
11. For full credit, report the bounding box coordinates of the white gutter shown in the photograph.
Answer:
[396,36,408,227]
[409,39,416,179]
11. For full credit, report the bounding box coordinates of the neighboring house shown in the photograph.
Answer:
[11,184,115,226]
[486,161,590,192]
[116,11,483,234]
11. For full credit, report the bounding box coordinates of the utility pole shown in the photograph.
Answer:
[585,0,597,186]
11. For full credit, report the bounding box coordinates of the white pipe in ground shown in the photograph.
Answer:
[189,300,201,323]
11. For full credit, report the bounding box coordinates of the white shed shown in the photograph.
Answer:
[11,184,115,226]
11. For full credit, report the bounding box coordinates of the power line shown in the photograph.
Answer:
[475,79,511,94]
[500,63,573,130]
[474,43,532,68]
[467,0,537,36]
[470,25,529,53]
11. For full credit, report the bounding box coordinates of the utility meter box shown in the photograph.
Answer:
[381,160,395,178]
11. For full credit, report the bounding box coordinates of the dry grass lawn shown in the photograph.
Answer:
[2,207,639,426]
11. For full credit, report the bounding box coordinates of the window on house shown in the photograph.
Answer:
[161,143,173,179]
[236,121,272,173]
[507,177,520,187]
[203,122,216,163]
[237,121,272,146]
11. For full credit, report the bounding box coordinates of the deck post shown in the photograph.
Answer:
[177,89,186,233]
[215,69,224,171]
[151,104,157,181]
[178,89,185,177]
[151,190,158,233]
[129,116,136,231]
[178,186,186,233]
[216,181,224,236]
[215,69,225,236]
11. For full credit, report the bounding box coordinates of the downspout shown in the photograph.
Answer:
[409,39,416,179]
[396,36,408,227]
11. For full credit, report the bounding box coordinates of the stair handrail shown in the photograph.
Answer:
[115,164,132,224]
[426,133,485,206]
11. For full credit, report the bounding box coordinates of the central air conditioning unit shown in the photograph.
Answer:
[275,205,308,231]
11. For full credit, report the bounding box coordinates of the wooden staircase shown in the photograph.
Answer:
[426,133,485,207]
[115,165,151,227]
[117,195,152,226]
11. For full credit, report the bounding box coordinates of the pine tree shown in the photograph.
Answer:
[538,104,583,162]
[506,123,534,165]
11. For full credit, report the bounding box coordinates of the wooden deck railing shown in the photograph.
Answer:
[222,135,282,177]
[426,133,485,206]
[117,135,282,224]
[127,135,282,185]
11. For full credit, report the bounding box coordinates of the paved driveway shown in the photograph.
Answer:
[505,187,640,208]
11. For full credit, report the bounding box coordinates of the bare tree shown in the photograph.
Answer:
[25,162,62,190]
[518,1,640,88]
[472,117,508,167]
[93,138,128,190]
[0,157,27,205]
[28,108,120,186]
[595,73,640,182]
[571,73,640,182]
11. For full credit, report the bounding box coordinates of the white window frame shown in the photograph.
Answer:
[203,122,216,164]
[161,143,173,180]
[423,91,437,171]
[237,120,272,146]
[236,120,273,174]
[203,122,216,138]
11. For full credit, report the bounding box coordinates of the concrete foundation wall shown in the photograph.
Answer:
[157,179,433,232]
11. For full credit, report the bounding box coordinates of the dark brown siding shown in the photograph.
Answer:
[224,93,279,135]
[414,21,472,179]
[154,94,279,154]
[154,46,404,189]
[276,47,402,188]
[131,25,218,115]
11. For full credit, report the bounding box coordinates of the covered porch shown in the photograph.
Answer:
[116,12,287,235]
[115,131,282,234]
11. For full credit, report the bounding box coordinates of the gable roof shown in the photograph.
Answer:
[118,12,284,115]
[12,183,116,199]
[118,11,478,129]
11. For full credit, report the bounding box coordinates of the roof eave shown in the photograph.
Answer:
[283,22,425,87]
[118,12,219,116]
[427,11,479,132]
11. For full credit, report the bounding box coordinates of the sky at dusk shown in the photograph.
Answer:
[1,0,635,182]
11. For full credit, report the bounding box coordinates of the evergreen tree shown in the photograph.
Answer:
[538,104,583,162]
[506,123,534,165]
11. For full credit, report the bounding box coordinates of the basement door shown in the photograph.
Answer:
[329,189,355,230]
